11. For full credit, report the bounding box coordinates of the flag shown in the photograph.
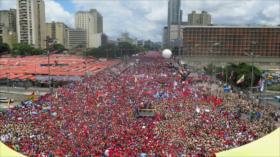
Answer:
[236,74,245,84]
[259,79,265,92]
[8,99,11,106]
[134,75,138,83]
[27,91,36,101]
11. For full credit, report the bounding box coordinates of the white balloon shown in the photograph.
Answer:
[162,49,172,59]
[104,149,109,156]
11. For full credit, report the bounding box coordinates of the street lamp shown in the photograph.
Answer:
[45,38,56,93]
[244,41,257,94]
[244,52,255,94]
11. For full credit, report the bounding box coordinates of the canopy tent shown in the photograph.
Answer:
[216,128,280,157]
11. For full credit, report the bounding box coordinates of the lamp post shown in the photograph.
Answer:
[46,38,56,93]
[48,50,51,93]
[244,41,257,94]
[244,52,255,94]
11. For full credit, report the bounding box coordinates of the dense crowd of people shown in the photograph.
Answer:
[0,52,279,157]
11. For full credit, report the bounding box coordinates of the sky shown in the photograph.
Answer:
[0,0,279,42]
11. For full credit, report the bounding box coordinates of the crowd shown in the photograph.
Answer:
[0,52,279,157]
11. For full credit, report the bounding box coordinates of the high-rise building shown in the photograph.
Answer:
[188,11,211,26]
[75,9,103,48]
[0,9,17,47]
[168,0,181,25]
[46,22,69,48]
[167,0,182,48]
[16,0,46,48]
[67,28,87,49]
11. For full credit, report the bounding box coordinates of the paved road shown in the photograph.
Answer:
[0,86,49,96]
[0,86,50,109]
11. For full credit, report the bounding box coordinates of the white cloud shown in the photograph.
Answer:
[45,0,74,27]
[145,7,167,22]
[0,0,279,42]
[71,0,166,41]
[261,4,280,25]
[263,5,279,18]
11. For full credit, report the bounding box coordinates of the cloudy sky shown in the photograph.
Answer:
[0,0,279,42]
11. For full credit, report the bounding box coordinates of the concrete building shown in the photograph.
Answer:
[101,33,108,46]
[75,9,103,48]
[46,22,69,48]
[183,26,280,57]
[137,40,144,47]
[16,0,46,48]
[0,9,17,47]
[117,32,137,45]
[188,11,211,26]
[163,25,183,48]
[67,28,86,49]
[92,33,108,48]
[162,26,168,47]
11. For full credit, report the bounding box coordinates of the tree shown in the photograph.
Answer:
[11,43,44,56]
[48,44,65,53]
[88,42,146,59]
[215,62,262,89]
[203,63,216,75]
[0,43,10,54]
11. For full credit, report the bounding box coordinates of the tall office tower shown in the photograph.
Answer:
[75,9,103,48]
[0,9,17,47]
[168,0,181,25]
[167,0,182,47]
[16,0,46,48]
[46,22,69,48]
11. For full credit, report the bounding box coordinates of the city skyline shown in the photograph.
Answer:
[0,0,279,42]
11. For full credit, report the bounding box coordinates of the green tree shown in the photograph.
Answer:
[203,63,216,75]
[88,42,145,59]
[49,44,65,53]
[51,44,65,53]
[216,62,262,89]
[11,43,44,56]
[0,43,10,54]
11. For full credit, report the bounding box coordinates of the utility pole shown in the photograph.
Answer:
[225,67,228,85]
[250,52,255,94]
[48,50,51,93]
[46,37,56,94]
[84,46,87,77]
[178,2,182,59]
[46,38,52,94]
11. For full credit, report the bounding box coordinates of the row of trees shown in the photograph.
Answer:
[0,42,65,56]
[0,43,10,54]
[1,41,152,58]
[11,43,45,56]
[204,62,262,89]
[86,42,147,58]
